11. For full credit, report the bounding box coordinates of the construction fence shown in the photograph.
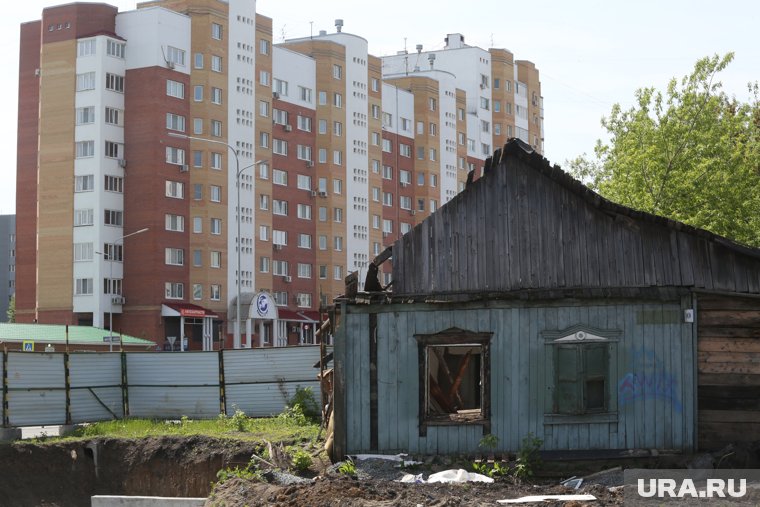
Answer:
[0,346,323,427]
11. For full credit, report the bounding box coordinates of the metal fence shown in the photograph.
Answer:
[1,346,322,427]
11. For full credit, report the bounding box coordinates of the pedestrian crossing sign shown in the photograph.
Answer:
[22,340,34,352]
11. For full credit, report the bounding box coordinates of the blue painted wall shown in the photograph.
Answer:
[337,299,696,455]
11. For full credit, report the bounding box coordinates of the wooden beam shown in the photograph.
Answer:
[448,350,472,404]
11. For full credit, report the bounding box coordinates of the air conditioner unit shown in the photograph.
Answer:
[34,68,41,77]
[306,161,314,168]
[310,190,317,197]
[382,232,389,238]
[118,159,127,168]
[318,191,327,198]
[272,91,280,99]
[179,164,189,173]
[284,275,292,283]
[274,244,283,250]
[400,182,408,187]
[111,296,125,305]
[411,210,416,216]
[166,61,175,70]
[284,124,293,132]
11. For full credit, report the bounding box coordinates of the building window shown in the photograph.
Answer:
[211,23,223,40]
[105,73,124,93]
[194,85,204,102]
[165,214,184,232]
[76,106,95,125]
[104,209,123,226]
[210,185,222,202]
[333,265,343,280]
[210,152,222,170]
[544,328,617,416]
[259,194,270,210]
[75,278,94,296]
[273,291,287,307]
[333,64,342,79]
[73,242,94,262]
[193,151,203,168]
[273,260,288,276]
[103,243,123,261]
[193,217,202,233]
[211,55,223,73]
[297,204,312,220]
[104,141,122,159]
[165,282,184,299]
[166,46,185,66]
[193,183,203,200]
[318,235,327,250]
[210,251,222,268]
[211,120,223,137]
[193,118,203,135]
[298,233,312,249]
[429,97,437,111]
[333,208,343,223]
[194,52,204,69]
[166,147,185,165]
[259,39,270,55]
[105,107,122,126]
[210,284,221,301]
[414,328,492,434]
[210,218,222,235]
[76,141,95,158]
[211,87,222,104]
[78,39,96,56]
[298,263,312,278]
[273,230,287,246]
[274,78,288,96]
[165,248,184,266]
[193,284,202,300]
[382,137,393,152]
[333,93,342,108]
[273,139,288,156]
[371,78,379,92]
[75,175,94,192]
[165,180,184,199]
[259,70,270,86]
[259,256,270,273]
[166,113,185,132]
[296,293,312,308]
[273,108,288,125]
[299,86,312,103]
[259,225,269,241]
[166,80,184,98]
[297,174,312,190]
[259,100,270,117]
[273,169,287,186]
[400,144,411,158]
[193,250,202,267]
[76,72,95,91]
[74,209,94,227]
[272,199,288,216]
[297,145,312,161]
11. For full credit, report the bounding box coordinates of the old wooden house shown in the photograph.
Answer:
[332,140,760,458]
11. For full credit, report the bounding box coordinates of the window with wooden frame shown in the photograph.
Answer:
[543,325,619,423]
[415,327,492,435]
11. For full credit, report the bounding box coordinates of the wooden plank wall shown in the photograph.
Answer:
[697,295,760,450]
[341,300,695,455]
[392,153,760,297]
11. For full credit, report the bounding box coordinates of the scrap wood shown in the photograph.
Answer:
[429,375,456,413]
[448,350,472,402]
[432,347,465,408]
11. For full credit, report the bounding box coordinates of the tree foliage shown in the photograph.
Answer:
[569,53,760,246]
[6,295,14,323]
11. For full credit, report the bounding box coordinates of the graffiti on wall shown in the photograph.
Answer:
[618,348,682,413]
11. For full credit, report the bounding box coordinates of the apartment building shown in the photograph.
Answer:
[382,33,544,157]
[0,215,15,321]
[16,3,543,350]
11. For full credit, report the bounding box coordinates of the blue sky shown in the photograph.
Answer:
[1,0,756,214]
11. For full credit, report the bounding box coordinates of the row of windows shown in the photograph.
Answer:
[73,209,124,227]
[74,175,123,193]
[164,214,223,235]
[76,72,124,93]
[76,106,123,126]
[77,39,125,59]
[75,140,123,159]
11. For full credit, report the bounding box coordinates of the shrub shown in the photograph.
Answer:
[290,448,313,472]
[337,459,356,477]
[287,386,320,421]
[514,433,543,479]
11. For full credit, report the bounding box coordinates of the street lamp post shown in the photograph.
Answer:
[107,227,149,351]
[167,131,263,349]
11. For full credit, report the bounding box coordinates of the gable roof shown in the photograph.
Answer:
[390,140,760,299]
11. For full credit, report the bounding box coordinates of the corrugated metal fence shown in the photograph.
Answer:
[1,347,322,427]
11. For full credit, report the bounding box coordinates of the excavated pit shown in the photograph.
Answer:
[0,435,259,507]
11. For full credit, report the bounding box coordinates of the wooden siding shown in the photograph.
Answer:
[697,295,760,450]
[392,144,760,297]
[337,300,695,455]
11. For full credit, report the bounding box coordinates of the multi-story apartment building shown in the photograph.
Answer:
[16,4,542,350]
[0,215,15,321]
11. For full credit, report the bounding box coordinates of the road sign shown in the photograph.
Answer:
[22,340,34,352]
[102,336,121,343]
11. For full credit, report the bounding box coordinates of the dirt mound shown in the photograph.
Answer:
[206,477,624,506]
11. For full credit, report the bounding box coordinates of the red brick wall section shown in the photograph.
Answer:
[15,21,42,323]
[41,3,117,45]
[121,66,191,342]
[271,99,318,312]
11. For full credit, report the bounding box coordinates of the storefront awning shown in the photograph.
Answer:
[278,309,320,323]
[161,303,219,319]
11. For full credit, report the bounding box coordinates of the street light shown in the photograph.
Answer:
[101,227,149,351]
[168,131,263,349]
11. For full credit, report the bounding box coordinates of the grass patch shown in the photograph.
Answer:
[52,413,319,443]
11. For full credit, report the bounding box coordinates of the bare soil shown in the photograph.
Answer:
[206,477,623,506]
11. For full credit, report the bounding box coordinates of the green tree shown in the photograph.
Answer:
[6,295,15,323]
[569,53,760,246]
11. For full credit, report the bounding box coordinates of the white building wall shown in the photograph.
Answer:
[116,7,191,75]
[380,82,414,139]
[72,35,128,326]
[437,76,458,205]
[226,0,257,324]
[272,46,316,109]
[321,33,370,277]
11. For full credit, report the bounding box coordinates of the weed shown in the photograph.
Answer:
[514,433,543,479]
[229,408,249,432]
[278,403,308,426]
[289,447,313,472]
[478,434,499,451]
[337,459,357,477]
[472,459,509,479]
[287,386,320,421]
